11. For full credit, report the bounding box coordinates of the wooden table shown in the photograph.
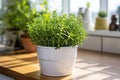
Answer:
[0,51,73,80]
[1,49,120,80]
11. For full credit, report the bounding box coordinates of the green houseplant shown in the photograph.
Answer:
[4,0,47,31]
[95,11,108,30]
[16,0,48,52]
[27,11,87,76]
[3,0,23,50]
[14,0,38,52]
[3,0,21,30]
[3,0,37,30]
[4,0,41,52]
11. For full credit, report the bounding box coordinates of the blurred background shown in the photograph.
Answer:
[0,0,120,54]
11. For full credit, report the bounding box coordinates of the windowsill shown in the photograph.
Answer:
[88,30,120,38]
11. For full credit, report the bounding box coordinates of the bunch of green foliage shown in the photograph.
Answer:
[27,11,87,48]
[15,0,39,33]
[4,0,39,32]
[98,11,107,18]
[3,0,20,30]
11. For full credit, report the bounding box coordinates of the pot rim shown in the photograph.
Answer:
[37,45,78,49]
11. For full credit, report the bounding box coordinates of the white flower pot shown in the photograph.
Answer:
[37,46,78,76]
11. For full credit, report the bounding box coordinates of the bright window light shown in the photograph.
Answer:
[30,0,41,11]
[70,0,100,23]
[0,0,2,9]
[48,0,62,13]
[108,0,120,23]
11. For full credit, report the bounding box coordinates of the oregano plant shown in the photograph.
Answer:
[27,11,87,48]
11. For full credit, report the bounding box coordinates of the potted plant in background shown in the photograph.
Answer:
[4,0,46,52]
[27,11,87,76]
[15,0,38,52]
[3,0,38,52]
[3,0,22,50]
[95,11,108,30]
[16,0,48,52]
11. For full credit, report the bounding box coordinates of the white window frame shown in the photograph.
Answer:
[100,0,108,12]
[62,0,70,14]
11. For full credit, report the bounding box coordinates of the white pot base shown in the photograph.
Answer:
[37,46,77,76]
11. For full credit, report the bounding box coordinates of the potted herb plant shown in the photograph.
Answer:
[4,0,42,52]
[95,11,108,30]
[17,0,48,52]
[27,11,87,76]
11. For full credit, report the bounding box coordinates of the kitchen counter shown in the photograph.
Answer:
[80,30,120,54]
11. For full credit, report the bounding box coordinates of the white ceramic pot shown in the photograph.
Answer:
[37,46,78,76]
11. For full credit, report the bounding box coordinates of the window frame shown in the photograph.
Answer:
[0,0,2,9]
[62,0,108,14]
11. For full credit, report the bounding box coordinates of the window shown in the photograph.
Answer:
[0,0,2,9]
[1,0,119,30]
[70,0,100,23]
[48,0,62,13]
[108,0,120,23]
